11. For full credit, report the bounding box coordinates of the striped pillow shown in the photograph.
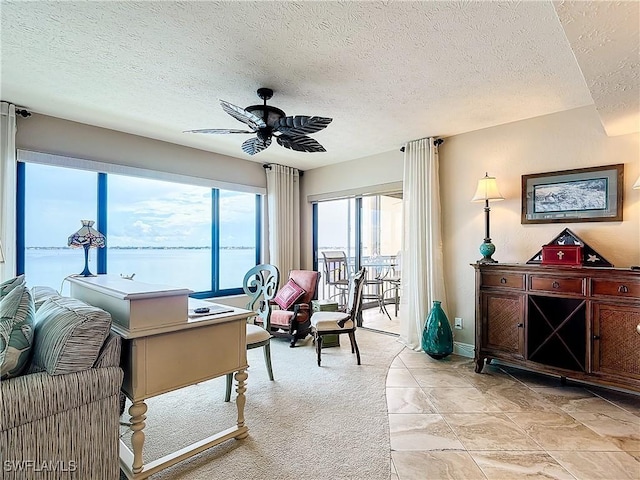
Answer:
[31,285,61,311]
[0,274,26,298]
[0,283,35,379]
[31,296,112,375]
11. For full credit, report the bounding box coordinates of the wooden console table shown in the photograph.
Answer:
[473,264,640,392]
[69,275,253,479]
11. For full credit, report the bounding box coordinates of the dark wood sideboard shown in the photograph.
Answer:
[473,263,640,392]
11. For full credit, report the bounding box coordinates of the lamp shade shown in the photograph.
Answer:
[67,220,106,248]
[634,175,640,189]
[472,173,504,202]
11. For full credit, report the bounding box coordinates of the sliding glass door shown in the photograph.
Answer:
[314,193,402,326]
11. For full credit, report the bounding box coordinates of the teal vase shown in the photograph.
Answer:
[422,300,453,359]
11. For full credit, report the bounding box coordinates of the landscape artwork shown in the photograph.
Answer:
[521,164,623,224]
[533,178,607,213]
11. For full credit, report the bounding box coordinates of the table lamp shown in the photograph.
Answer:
[472,173,504,263]
[67,220,106,276]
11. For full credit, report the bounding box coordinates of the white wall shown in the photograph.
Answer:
[16,113,266,189]
[440,105,640,345]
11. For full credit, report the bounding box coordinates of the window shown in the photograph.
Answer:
[17,160,261,296]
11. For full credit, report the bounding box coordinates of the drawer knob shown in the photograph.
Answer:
[636,324,640,335]
[517,323,524,328]
[593,335,600,340]
[552,281,560,289]
[618,285,629,294]
[500,277,507,284]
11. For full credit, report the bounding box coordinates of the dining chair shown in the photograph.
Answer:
[382,251,401,317]
[321,250,350,309]
[310,267,366,366]
[225,263,280,402]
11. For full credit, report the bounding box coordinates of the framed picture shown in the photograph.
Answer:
[521,164,624,224]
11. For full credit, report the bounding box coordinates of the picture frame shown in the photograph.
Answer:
[521,164,624,224]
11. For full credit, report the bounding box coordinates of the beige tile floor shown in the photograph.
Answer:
[387,351,640,480]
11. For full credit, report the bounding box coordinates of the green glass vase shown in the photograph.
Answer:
[421,300,453,359]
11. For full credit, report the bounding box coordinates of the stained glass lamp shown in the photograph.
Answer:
[67,220,106,276]
[472,173,504,263]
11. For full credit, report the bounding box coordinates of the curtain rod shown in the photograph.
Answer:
[262,163,304,176]
[399,138,443,152]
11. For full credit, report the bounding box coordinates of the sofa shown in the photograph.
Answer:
[0,279,123,480]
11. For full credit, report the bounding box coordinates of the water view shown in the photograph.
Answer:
[25,247,255,294]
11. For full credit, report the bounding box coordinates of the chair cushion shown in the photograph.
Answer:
[270,309,295,328]
[246,323,271,345]
[30,296,112,375]
[311,311,353,331]
[0,284,35,379]
[274,278,306,310]
[0,274,25,298]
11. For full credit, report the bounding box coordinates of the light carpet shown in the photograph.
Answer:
[120,329,405,480]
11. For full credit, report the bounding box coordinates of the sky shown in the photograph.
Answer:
[25,163,256,248]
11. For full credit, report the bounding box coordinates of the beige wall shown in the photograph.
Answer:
[16,108,640,349]
[441,105,640,345]
[16,113,266,189]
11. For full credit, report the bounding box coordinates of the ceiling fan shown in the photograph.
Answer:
[185,88,333,155]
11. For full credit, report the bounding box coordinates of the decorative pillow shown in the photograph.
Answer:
[31,285,61,311]
[0,274,26,298]
[0,283,35,379]
[274,278,306,310]
[30,296,112,375]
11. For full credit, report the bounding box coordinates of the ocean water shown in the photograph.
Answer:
[24,248,256,294]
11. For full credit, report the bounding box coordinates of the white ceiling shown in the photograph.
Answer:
[2,1,638,171]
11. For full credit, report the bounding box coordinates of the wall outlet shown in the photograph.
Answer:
[454,317,463,329]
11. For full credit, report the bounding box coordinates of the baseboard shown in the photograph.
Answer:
[453,341,474,358]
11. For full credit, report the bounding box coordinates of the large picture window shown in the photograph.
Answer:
[17,159,261,297]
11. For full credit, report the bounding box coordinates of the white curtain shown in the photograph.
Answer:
[265,164,300,277]
[0,102,17,281]
[399,137,449,350]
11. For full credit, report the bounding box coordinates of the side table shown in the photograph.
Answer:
[311,300,340,348]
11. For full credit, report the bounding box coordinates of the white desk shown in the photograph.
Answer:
[68,275,252,479]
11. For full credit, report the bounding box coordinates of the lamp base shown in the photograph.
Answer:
[477,241,498,264]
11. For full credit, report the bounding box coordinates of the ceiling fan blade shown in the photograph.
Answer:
[242,136,272,155]
[220,100,266,131]
[273,116,332,136]
[276,134,327,153]
[183,128,254,134]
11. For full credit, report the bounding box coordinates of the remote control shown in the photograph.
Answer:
[194,307,210,314]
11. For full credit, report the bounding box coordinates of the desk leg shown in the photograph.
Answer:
[234,369,249,440]
[129,400,148,474]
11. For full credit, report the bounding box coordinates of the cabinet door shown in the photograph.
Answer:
[592,303,640,380]
[481,292,525,359]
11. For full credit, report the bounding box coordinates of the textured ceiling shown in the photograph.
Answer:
[1,1,637,170]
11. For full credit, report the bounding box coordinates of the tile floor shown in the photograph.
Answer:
[386,350,640,480]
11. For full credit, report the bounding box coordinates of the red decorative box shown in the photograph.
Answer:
[541,245,582,265]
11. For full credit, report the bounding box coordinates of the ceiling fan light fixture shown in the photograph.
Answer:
[245,105,286,127]
[185,88,332,155]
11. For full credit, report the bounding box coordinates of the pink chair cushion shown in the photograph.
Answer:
[273,279,306,310]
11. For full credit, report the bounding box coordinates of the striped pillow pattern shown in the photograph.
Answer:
[31,296,112,376]
[0,274,25,298]
[31,285,61,311]
[0,283,35,379]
